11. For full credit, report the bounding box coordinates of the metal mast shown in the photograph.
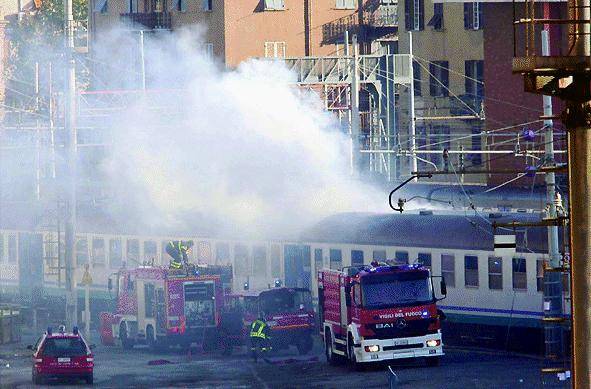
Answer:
[64,0,78,329]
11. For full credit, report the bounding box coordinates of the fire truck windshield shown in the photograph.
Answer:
[260,289,312,315]
[361,271,433,309]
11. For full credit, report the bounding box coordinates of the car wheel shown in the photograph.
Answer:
[120,323,134,350]
[426,356,441,367]
[85,373,94,384]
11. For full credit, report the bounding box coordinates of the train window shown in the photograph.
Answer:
[109,239,123,269]
[464,255,479,287]
[144,241,158,263]
[488,257,502,290]
[373,250,386,262]
[395,251,409,265]
[351,250,364,267]
[512,258,527,290]
[271,245,281,277]
[253,246,267,275]
[441,254,455,287]
[234,244,250,276]
[76,238,89,266]
[216,243,230,265]
[329,249,342,270]
[8,235,16,263]
[314,249,323,271]
[92,238,106,265]
[418,253,431,268]
[127,239,140,266]
[197,241,213,264]
[0,234,4,262]
[536,259,544,292]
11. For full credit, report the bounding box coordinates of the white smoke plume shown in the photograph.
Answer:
[94,26,387,238]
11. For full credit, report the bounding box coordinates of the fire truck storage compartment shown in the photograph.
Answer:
[183,282,216,327]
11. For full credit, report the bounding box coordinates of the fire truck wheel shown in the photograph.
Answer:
[347,335,363,371]
[120,323,134,350]
[297,335,313,355]
[425,356,441,367]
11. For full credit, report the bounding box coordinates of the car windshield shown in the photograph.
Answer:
[41,338,87,357]
[361,271,433,309]
[260,289,312,315]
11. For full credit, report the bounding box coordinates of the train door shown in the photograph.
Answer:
[18,233,44,304]
[283,245,311,290]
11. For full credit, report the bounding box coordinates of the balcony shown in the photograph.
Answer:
[120,12,172,30]
[322,12,363,44]
[367,5,398,27]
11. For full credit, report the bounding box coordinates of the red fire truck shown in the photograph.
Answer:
[318,264,447,368]
[99,265,240,352]
[239,287,315,355]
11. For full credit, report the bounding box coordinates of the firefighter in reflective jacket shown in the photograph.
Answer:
[166,240,193,269]
[250,317,271,362]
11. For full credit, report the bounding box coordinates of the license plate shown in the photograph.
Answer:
[393,339,409,346]
[58,358,71,363]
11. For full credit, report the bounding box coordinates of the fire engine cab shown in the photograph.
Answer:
[318,264,447,368]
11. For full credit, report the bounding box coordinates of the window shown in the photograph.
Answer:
[404,0,424,31]
[234,245,250,276]
[330,249,342,270]
[512,258,527,290]
[412,61,422,97]
[8,235,16,263]
[351,250,364,267]
[127,239,139,266]
[429,61,449,97]
[94,0,107,13]
[109,239,122,269]
[202,0,212,11]
[253,246,267,275]
[271,244,281,277]
[264,0,285,10]
[144,241,157,263]
[427,3,443,30]
[175,0,186,12]
[465,60,484,98]
[488,257,502,290]
[464,2,482,30]
[418,253,431,268]
[76,238,88,266]
[336,0,356,9]
[465,255,479,287]
[215,243,230,265]
[536,259,544,292]
[264,42,286,58]
[127,0,138,13]
[314,248,323,271]
[204,43,214,59]
[92,238,106,265]
[395,251,409,265]
[373,250,387,262]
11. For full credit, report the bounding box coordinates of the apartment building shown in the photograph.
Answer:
[89,0,399,67]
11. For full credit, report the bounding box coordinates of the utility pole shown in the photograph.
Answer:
[540,29,564,366]
[350,34,360,176]
[139,30,146,90]
[64,0,78,330]
[408,32,417,179]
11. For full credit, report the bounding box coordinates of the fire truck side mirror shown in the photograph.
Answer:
[345,284,352,307]
[440,279,447,296]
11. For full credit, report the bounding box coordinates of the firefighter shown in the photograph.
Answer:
[249,316,271,362]
[166,240,193,269]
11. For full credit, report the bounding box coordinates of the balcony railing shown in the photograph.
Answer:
[120,12,172,30]
[322,12,362,44]
[322,5,397,43]
[367,5,398,27]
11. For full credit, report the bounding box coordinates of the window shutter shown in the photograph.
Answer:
[404,0,412,30]
[464,3,473,29]
[442,62,449,96]
[465,60,473,96]
[477,2,483,29]
[413,61,421,97]
[476,60,484,97]
[418,0,424,30]
[429,63,436,96]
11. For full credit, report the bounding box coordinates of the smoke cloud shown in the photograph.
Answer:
[93,26,386,238]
